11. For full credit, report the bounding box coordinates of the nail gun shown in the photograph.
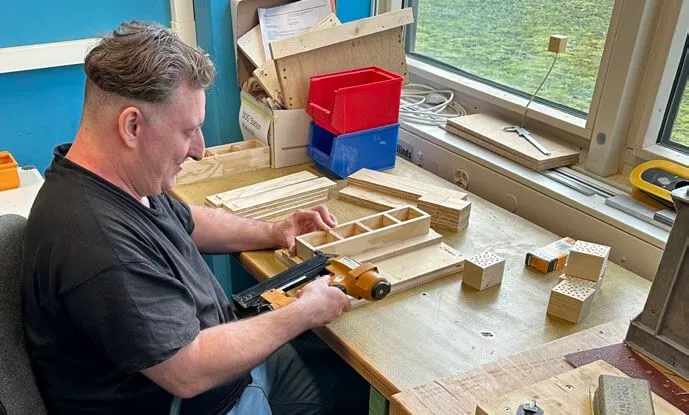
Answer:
[232,251,392,317]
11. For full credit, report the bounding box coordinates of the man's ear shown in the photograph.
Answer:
[117,106,144,149]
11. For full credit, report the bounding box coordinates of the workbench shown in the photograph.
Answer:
[172,158,654,413]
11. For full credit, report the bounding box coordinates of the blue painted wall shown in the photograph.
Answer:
[1,0,371,172]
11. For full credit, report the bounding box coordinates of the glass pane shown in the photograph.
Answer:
[410,0,614,114]
[671,86,689,147]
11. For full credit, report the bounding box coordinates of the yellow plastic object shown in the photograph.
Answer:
[630,160,689,209]
[0,151,20,191]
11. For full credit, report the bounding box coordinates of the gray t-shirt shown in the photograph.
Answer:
[22,144,250,414]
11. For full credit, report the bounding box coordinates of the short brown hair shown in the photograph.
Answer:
[84,21,215,103]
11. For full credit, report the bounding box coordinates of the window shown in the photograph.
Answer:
[659,35,689,153]
[405,0,614,117]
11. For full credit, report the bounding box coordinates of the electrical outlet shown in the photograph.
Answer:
[397,140,414,162]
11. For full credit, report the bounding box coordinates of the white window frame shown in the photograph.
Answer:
[379,0,689,175]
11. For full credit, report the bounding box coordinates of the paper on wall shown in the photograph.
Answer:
[239,93,272,145]
[257,0,333,60]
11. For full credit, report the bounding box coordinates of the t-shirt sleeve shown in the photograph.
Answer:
[164,193,195,234]
[64,261,200,373]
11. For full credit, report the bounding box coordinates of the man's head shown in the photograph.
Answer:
[80,21,216,196]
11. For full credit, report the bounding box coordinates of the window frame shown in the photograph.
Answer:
[657,34,689,154]
[379,0,689,175]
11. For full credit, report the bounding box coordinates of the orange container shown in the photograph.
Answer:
[0,151,20,190]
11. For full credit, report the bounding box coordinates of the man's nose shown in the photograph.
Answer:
[188,130,205,161]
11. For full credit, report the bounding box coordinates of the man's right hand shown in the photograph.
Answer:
[296,276,350,327]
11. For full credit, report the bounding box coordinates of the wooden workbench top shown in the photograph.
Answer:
[171,158,652,400]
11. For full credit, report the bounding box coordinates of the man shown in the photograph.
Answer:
[22,21,366,414]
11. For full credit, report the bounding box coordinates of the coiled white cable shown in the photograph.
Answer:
[399,83,468,126]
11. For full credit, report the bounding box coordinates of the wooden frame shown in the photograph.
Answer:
[175,139,270,186]
[295,206,431,259]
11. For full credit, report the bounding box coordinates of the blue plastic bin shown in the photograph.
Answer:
[308,122,399,178]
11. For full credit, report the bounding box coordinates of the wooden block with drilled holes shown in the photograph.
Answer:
[295,206,431,260]
[565,240,611,282]
[548,35,568,53]
[547,275,599,323]
[175,139,270,186]
[462,251,505,290]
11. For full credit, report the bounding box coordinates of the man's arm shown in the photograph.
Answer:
[190,204,337,254]
[141,277,349,398]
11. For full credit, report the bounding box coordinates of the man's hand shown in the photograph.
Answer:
[271,205,338,254]
[296,277,350,327]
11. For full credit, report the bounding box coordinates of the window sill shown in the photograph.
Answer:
[406,56,591,139]
[634,143,689,167]
[399,120,668,279]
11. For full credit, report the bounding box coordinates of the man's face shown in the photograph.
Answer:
[138,84,206,195]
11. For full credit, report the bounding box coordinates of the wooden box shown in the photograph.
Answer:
[175,139,269,186]
[295,206,431,260]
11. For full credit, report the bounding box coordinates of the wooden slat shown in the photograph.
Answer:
[205,171,318,207]
[445,113,580,171]
[270,8,413,59]
[296,206,431,259]
[475,360,682,415]
[223,177,335,212]
[176,139,270,186]
[234,190,329,217]
[249,194,329,220]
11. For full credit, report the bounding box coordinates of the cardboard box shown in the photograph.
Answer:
[525,237,577,274]
[239,91,311,168]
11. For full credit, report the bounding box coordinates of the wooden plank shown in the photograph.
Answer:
[270,8,413,59]
[238,24,267,68]
[250,194,329,220]
[475,360,682,415]
[296,206,432,259]
[205,171,318,207]
[446,113,580,171]
[236,190,329,218]
[338,185,409,211]
[175,139,270,186]
[348,168,468,201]
[223,177,335,212]
[274,27,408,109]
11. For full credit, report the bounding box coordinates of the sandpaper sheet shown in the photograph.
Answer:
[565,343,689,413]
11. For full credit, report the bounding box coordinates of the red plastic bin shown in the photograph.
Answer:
[307,66,403,135]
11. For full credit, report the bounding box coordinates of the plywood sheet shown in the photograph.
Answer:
[238,24,267,67]
[446,113,580,171]
[274,27,408,109]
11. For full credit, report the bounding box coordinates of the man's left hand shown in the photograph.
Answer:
[272,205,338,255]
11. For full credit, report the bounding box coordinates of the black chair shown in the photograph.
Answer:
[0,214,46,414]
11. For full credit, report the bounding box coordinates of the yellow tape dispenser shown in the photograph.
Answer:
[630,160,689,210]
